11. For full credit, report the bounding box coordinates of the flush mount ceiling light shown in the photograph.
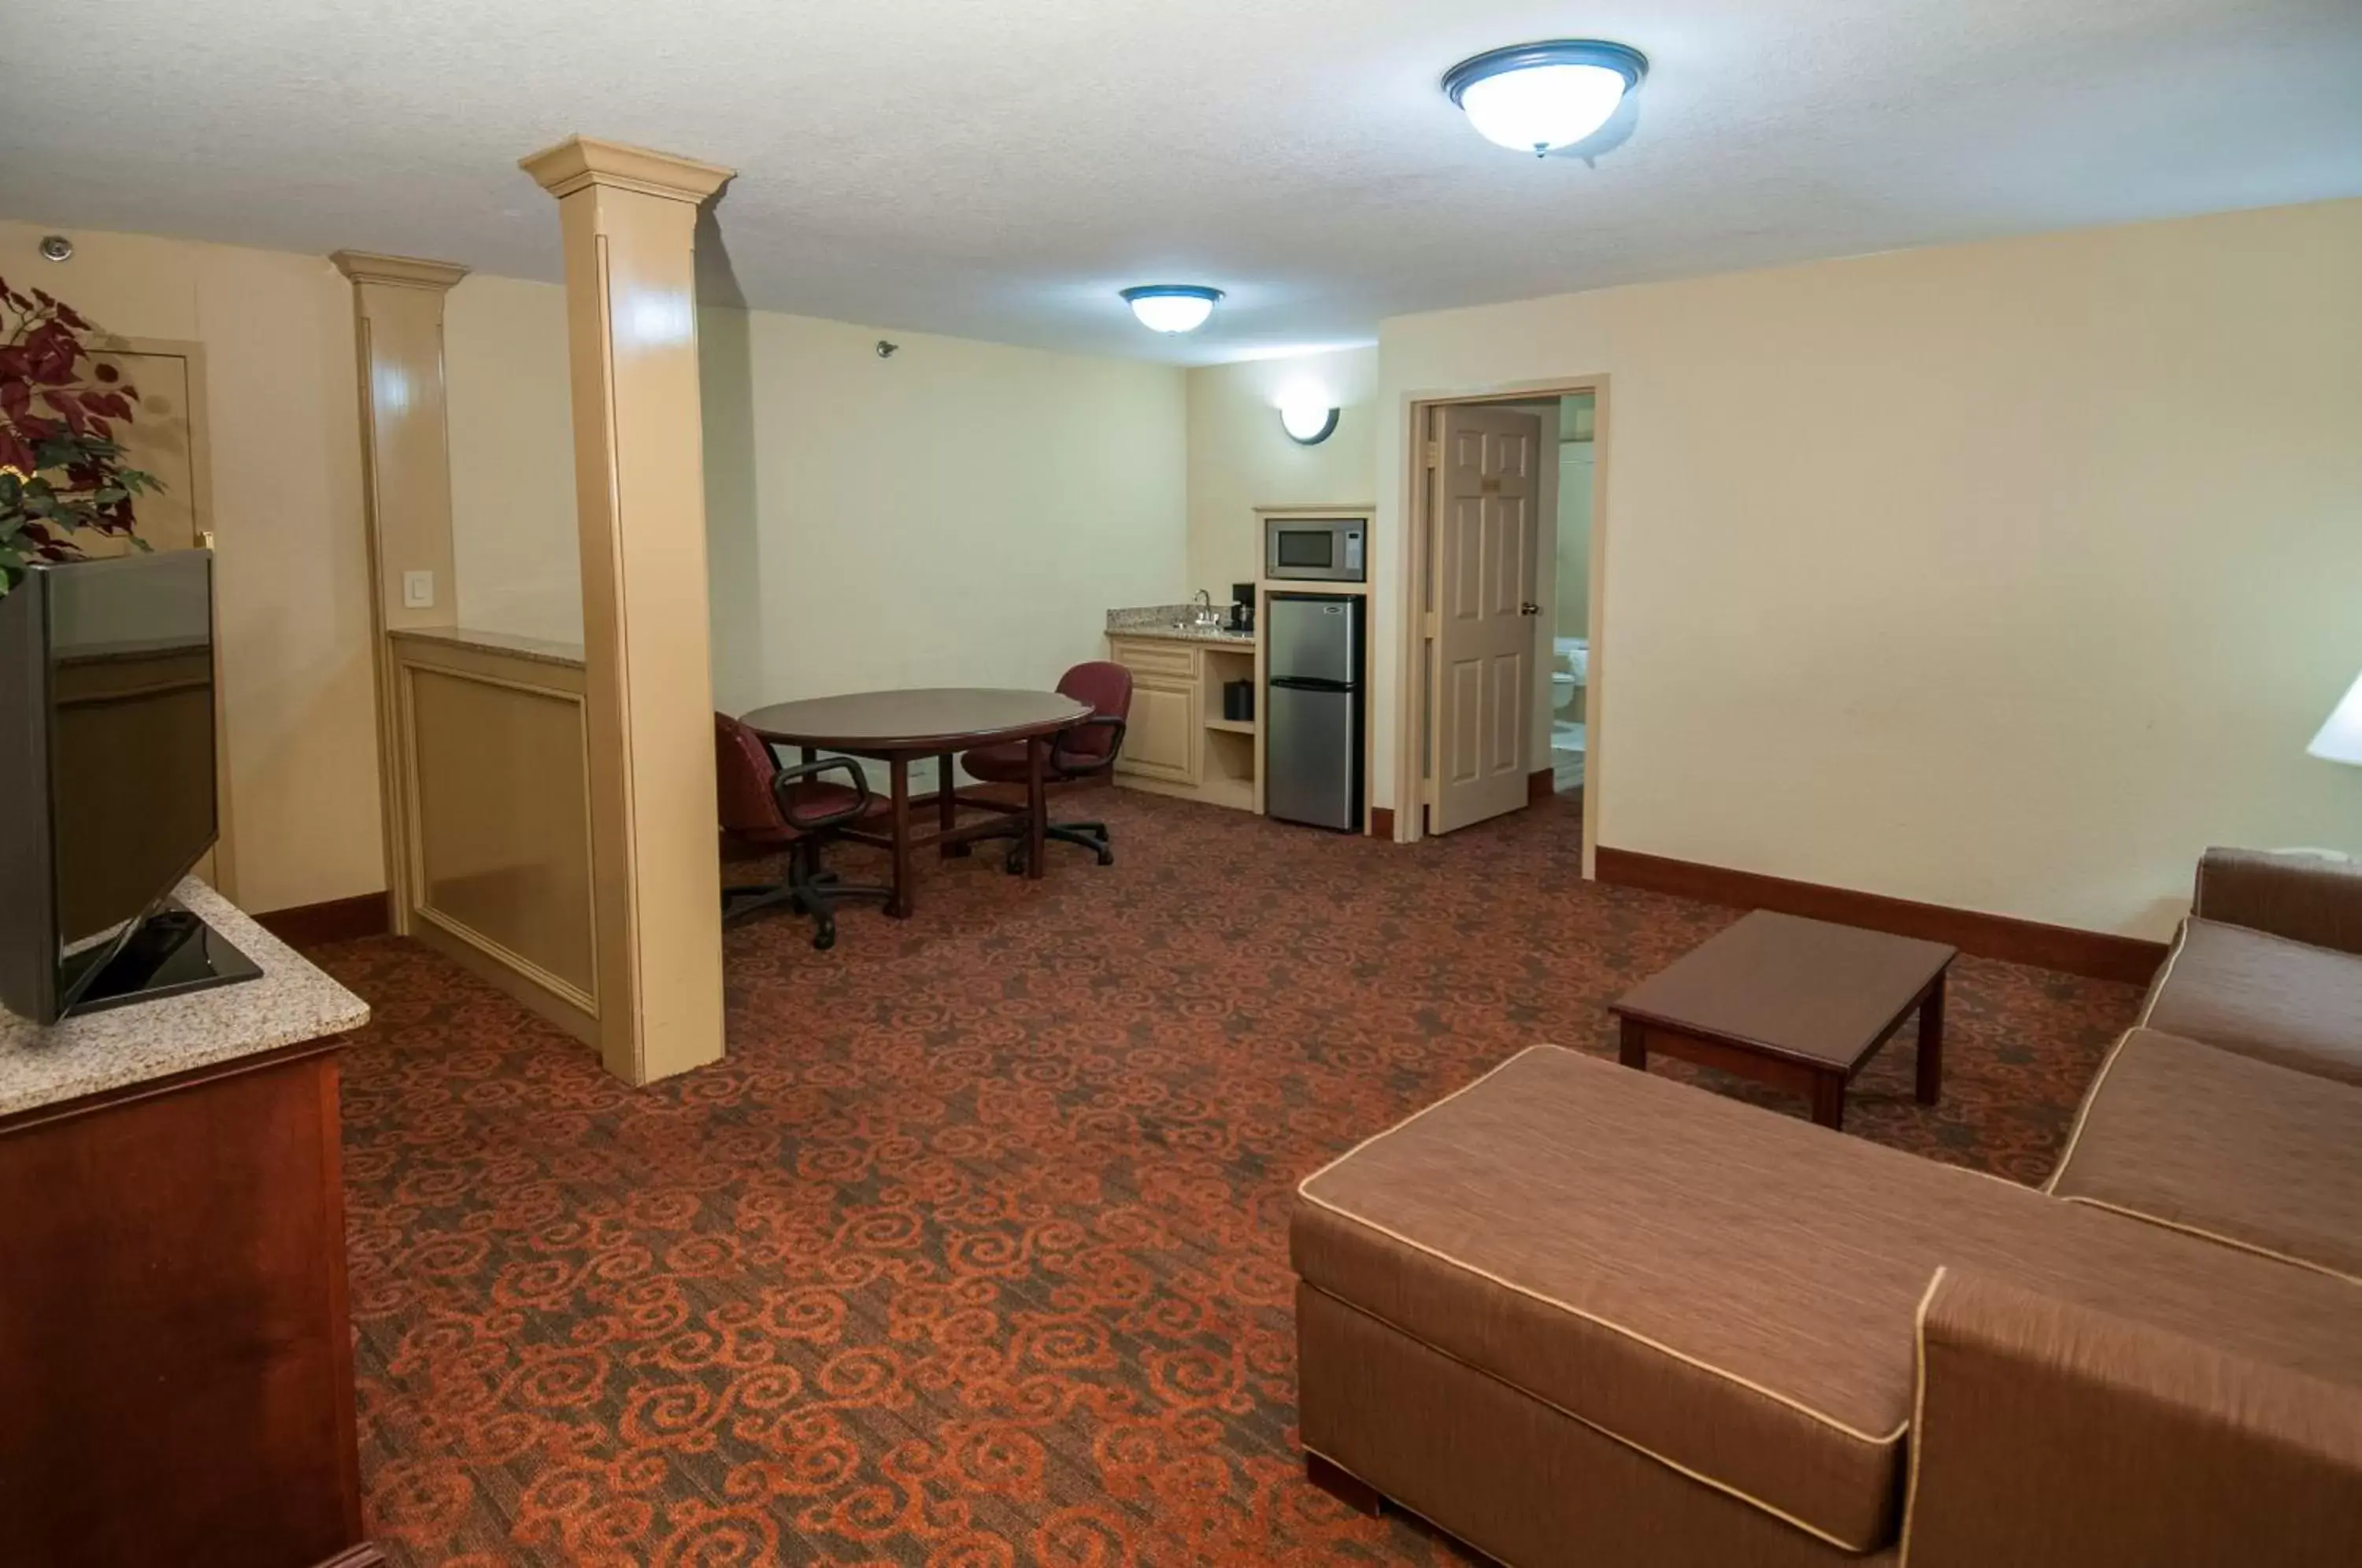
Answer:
[1121,284,1224,333]
[1279,401,1340,445]
[1442,40,1648,157]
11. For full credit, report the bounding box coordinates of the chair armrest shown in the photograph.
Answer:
[769,755,872,832]
[1051,715,1127,779]
[2194,848,2362,955]
[1901,1269,2362,1568]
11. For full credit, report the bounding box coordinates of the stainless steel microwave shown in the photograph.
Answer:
[1266,517,1366,582]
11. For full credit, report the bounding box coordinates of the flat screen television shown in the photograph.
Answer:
[0,552,258,1024]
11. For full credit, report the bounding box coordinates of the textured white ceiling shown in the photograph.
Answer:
[7,1,2360,364]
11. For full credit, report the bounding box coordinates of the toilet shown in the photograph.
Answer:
[1550,638,1588,756]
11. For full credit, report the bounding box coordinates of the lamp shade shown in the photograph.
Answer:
[2309,668,2362,767]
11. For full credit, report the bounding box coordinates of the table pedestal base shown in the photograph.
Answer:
[832,741,1051,917]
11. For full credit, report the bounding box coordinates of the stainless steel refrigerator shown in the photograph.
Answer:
[1265,593,1364,830]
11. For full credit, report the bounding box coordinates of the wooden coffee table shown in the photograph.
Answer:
[1609,912,1955,1131]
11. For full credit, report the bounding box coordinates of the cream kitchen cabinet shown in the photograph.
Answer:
[1122,676,1197,784]
[1106,634,1259,812]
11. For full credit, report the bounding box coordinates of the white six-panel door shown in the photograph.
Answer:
[1430,403,1542,834]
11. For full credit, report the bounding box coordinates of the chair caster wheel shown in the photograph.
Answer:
[1004,847,1026,876]
[812,924,836,952]
[1096,847,1114,867]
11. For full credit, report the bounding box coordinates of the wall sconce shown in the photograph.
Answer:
[1279,401,1340,446]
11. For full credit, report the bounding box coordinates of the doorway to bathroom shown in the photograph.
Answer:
[1550,393,1594,795]
[1395,375,1606,864]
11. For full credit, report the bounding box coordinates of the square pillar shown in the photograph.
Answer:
[520,135,733,1085]
[329,250,468,937]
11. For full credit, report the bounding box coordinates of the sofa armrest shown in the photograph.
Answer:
[1901,1269,2362,1568]
[2194,848,2362,956]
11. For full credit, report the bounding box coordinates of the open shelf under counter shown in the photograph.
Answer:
[1194,773,1257,812]
[1198,641,1259,738]
[1200,724,1257,804]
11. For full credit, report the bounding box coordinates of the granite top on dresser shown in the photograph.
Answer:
[0,879,371,1120]
[1106,605,1257,645]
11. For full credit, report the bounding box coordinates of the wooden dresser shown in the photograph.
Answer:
[0,881,377,1568]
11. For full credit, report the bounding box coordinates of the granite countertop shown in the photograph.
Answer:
[388,624,587,669]
[0,879,371,1119]
[1106,605,1257,645]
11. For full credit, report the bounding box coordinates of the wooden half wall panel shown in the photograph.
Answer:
[391,630,598,1045]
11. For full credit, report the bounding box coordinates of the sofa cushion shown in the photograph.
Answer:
[1292,1045,2362,1555]
[2141,918,2362,1085]
[2049,1029,2362,1282]
[2194,847,2362,959]
[1903,1269,2362,1568]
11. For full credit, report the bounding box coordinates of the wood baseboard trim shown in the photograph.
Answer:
[1528,767,1555,804]
[1369,807,1396,841]
[1593,848,2167,985]
[254,892,391,949]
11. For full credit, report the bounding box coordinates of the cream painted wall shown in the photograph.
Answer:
[701,309,1187,717]
[1185,348,1377,594]
[445,272,582,645]
[1377,198,2362,939]
[0,220,380,914]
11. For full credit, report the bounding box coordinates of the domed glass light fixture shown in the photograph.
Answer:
[1121,284,1224,333]
[1442,40,1648,157]
[1279,400,1340,445]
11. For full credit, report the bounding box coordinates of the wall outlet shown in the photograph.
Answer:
[402,570,435,609]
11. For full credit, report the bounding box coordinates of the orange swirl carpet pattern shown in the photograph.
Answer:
[316,791,2138,1566]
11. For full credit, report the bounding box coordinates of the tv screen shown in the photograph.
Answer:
[0,551,237,1023]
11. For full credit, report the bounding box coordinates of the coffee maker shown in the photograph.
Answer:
[1227,581,1257,634]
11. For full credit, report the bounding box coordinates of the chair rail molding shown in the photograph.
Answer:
[520,135,734,1086]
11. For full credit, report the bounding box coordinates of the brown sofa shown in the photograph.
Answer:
[1291,848,2362,1566]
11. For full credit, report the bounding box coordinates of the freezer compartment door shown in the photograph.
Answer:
[1267,594,1362,686]
[1266,682,1362,831]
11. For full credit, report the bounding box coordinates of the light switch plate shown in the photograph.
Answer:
[402,570,435,609]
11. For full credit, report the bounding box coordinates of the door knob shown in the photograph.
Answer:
[1519,601,1540,616]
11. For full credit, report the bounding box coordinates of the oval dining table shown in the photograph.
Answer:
[739,687,1092,919]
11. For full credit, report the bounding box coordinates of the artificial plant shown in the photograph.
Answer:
[0,276,161,594]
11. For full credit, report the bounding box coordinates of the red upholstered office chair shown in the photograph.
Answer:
[714,712,891,949]
[958,661,1133,873]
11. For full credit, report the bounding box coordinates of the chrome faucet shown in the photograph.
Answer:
[1192,588,1220,627]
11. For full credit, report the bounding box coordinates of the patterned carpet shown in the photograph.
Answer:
[315,790,2141,1566]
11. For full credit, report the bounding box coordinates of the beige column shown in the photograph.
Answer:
[329,250,469,937]
[520,135,732,1086]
